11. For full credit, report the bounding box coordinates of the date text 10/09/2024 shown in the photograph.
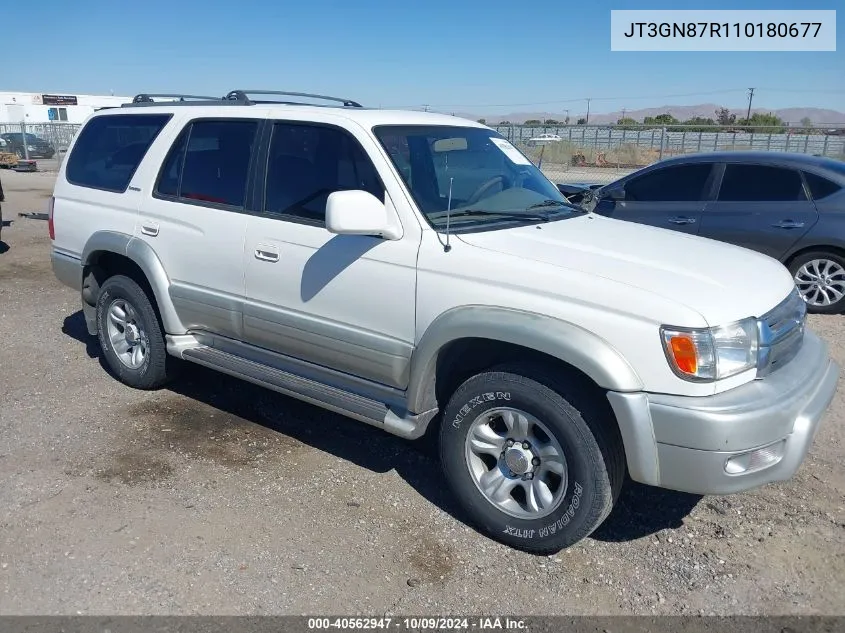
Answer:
[307,617,528,631]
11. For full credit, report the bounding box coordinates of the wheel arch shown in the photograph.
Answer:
[784,243,845,268]
[81,231,185,336]
[406,305,643,416]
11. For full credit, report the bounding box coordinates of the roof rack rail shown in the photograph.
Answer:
[130,93,222,103]
[224,90,363,108]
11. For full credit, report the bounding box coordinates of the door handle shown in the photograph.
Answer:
[140,222,159,237]
[772,220,805,229]
[667,216,696,225]
[254,248,280,262]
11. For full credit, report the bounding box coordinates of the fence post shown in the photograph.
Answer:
[823,134,830,156]
[804,134,809,154]
[20,122,30,160]
[697,131,702,152]
[658,127,666,160]
[766,133,772,151]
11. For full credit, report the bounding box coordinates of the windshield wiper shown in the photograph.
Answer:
[431,209,551,223]
[526,199,586,212]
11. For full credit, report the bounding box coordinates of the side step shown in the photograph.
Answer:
[180,346,436,440]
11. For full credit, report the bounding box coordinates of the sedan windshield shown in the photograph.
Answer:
[373,125,582,231]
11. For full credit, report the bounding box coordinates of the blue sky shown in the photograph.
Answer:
[3,0,843,117]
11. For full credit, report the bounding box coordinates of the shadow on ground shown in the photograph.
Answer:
[0,241,8,254]
[61,309,700,547]
[592,482,702,542]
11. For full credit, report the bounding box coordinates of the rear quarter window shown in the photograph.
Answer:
[803,171,843,201]
[65,114,171,192]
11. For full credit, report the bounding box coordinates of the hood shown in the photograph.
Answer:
[456,213,795,326]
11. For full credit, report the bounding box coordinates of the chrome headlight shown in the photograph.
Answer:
[660,318,759,382]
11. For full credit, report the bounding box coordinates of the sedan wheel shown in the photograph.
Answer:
[795,259,845,309]
[789,251,845,314]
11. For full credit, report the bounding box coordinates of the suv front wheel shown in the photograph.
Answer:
[439,365,625,554]
[95,275,174,389]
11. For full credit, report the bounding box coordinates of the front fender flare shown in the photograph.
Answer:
[81,231,186,335]
[406,305,643,414]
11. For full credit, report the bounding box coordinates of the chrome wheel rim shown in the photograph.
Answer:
[105,299,148,369]
[794,259,845,307]
[464,407,568,520]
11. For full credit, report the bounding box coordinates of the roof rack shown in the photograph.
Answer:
[121,90,364,109]
[130,93,222,103]
[224,90,363,108]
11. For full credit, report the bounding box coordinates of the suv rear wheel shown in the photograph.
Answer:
[439,364,624,554]
[95,275,174,389]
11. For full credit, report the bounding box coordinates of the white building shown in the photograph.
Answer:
[0,91,132,124]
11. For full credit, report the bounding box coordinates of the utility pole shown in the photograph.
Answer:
[621,107,626,120]
[423,104,430,112]
[585,98,591,124]
[745,88,755,123]
[564,109,570,124]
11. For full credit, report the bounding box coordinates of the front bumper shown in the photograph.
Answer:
[608,329,839,495]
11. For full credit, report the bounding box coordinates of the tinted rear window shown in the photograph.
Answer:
[66,114,171,192]
[803,172,842,200]
[717,164,807,202]
[154,119,259,208]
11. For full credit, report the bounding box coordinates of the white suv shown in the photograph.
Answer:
[50,90,839,553]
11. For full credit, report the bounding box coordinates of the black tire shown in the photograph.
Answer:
[439,364,625,554]
[787,250,845,315]
[95,275,174,389]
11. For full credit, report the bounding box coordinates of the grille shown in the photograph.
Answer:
[756,288,807,377]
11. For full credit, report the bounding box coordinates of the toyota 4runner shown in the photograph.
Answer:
[50,90,840,553]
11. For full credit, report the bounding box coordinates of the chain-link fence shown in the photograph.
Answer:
[1,120,843,182]
[492,124,845,185]
[0,122,83,170]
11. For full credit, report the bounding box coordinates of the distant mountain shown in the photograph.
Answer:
[464,104,845,126]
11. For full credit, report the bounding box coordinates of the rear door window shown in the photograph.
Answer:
[717,164,807,202]
[155,119,259,208]
[65,114,171,192]
[624,164,713,202]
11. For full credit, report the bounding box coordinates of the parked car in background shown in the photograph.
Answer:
[588,152,845,313]
[0,132,56,159]
[526,133,562,147]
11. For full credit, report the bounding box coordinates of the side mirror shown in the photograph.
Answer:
[325,190,401,240]
[604,186,625,201]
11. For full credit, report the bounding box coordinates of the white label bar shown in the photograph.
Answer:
[610,10,836,51]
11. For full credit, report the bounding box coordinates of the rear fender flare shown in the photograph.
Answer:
[81,231,185,334]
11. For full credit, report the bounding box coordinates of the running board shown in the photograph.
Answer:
[180,346,436,440]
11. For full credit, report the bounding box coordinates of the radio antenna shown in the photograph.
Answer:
[444,177,453,253]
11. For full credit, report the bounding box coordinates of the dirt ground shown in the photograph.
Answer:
[0,168,843,616]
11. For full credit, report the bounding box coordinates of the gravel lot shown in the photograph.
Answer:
[0,169,843,616]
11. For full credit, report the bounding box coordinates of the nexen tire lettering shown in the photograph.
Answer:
[451,392,511,429]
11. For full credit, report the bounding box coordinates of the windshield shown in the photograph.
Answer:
[373,125,581,231]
